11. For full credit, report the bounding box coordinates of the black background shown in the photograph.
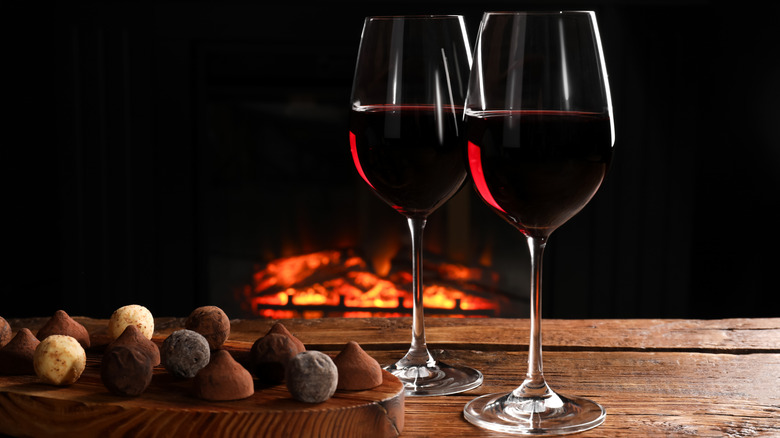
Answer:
[5,1,779,319]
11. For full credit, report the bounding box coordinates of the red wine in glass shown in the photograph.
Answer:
[466,110,612,236]
[349,15,482,396]
[462,11,614,434]
[350,104,467,217]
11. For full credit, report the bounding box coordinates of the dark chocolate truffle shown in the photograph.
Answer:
[36,310,91,348]
[185,306,230,350]
[101,345,153,396]
[0,316,11,348]
[333,341,383,390]
[266,322,305,352]
[160,329,210,378]
[0,328,40,375]
[249,333,305,385]
[107,325,161,366]
[193,350,254,401]
[286,351,338,403]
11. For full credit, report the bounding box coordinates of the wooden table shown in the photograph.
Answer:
[2,317,779,437]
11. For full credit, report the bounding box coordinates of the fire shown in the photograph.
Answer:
[240,249,502,318]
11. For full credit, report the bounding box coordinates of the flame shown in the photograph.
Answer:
[242,249,501,318]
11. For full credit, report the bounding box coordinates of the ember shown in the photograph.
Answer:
[238,249,509,318]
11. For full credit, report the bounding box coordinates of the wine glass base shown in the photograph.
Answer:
[384,361,483,396]
[463,391,605,435]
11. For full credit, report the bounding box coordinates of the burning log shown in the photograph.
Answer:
[239,248,514,319]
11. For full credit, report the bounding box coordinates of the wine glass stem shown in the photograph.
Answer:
[403,216,435,366]
[520,235,549,396]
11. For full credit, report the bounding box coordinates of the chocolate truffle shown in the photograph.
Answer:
[0,328,40,375]
[266,322,305,352]
[160,329,210,378]
[0,316,11,348]
[36,310,91,349]
[249,333,304,385]
[101,345,153,396]
[286,351,338,403]
[333,341,383,390]
[185,306,230,350]
[107,325,160,366]
[34,335,86,386]
[108,304,154,340]
[193,350,254,401]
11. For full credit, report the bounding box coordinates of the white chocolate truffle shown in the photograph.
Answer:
[108,305,154,340]
[33,335,86,385]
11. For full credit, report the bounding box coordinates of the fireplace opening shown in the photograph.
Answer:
[237,248,525,319]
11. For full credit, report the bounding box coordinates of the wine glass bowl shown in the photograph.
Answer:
[463,11,614,434]
[349,15,483,396]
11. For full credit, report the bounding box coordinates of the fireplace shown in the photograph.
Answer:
[237,248,522,319]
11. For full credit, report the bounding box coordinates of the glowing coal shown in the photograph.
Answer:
[238,249,507,319]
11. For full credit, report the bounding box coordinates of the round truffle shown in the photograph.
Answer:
[101,345,153,396]
[108,305,154,340]
[0,316,11,348]
[108,325,160,366]
[160,329,210,378]
[286,351,338,403]
[0,328,40,375]
[193,350,254,401]
[249,333,305,385]
[36,310,91,349]
[33,335,86,386]
[185,306,230,350]
[333,341,383,390]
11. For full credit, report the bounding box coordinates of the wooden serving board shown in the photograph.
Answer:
[0,339,404,438]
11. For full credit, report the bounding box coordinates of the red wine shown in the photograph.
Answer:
[466,110,613,237]
[349,104,467,217]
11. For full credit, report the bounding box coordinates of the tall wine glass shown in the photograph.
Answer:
[348,15,483,396]
[462,11,614,434]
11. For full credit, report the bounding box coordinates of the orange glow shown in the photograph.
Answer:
[242,249,501,318]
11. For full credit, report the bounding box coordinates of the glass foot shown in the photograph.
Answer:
[463,390,605,435]
[384,361,483,396]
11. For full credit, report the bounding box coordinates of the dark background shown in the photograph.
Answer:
[6,1,779,319]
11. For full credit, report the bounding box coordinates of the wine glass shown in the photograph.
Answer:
[462,11,614,434]
[348,15,483,396]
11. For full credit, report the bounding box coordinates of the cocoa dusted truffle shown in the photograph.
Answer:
[0,316,11,348]
[185,306,230,350]
[266,322,305,352]
[101,345,153,396]
[107,325,160,366]
[286,351,338,403]
[193,350,254,401]
[36,310,91,349]
[332,341,383,390]
[0,328,40,375]
[249,333,304,385]
[160,329,210,378]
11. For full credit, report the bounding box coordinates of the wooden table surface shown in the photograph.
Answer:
[3,316,779,437]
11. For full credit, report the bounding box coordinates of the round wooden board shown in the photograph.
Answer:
[0,352,404,438]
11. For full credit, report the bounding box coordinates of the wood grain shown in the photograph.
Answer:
[3,317,779,437]
[0,327,404,438]
[12,316,774,351]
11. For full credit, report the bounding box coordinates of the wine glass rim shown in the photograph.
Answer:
[483,10,595,15]
[365,14,464,20]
